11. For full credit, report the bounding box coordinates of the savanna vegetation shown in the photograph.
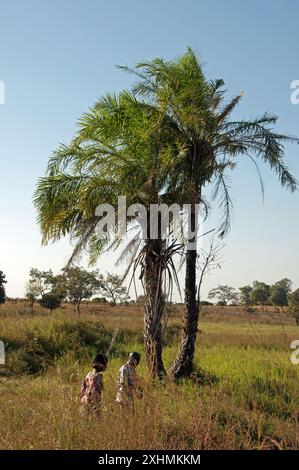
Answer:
[0,302,299,450]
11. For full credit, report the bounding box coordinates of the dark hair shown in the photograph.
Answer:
[131,352,141,365]
[93,353,108,367]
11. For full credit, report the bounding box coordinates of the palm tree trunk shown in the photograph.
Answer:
[143,238,166,379]
[171,202,199,379]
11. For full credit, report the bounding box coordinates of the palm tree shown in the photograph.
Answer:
[34,91,180,378]
[119,48,298,378]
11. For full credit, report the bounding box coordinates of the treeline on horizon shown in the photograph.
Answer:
[1,269,299,323]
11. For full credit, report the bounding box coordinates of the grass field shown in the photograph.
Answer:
[0,302,299,450]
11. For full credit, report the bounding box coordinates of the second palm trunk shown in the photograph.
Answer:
[172,202,199,378]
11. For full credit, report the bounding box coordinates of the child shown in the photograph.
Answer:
[116,352,143,411]
[80,353,108,417]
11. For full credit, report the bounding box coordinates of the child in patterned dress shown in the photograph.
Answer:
[80,353,108,417]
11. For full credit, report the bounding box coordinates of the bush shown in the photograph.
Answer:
[39,294,61,312]
[1,320,146,376]
[1,321,113,376]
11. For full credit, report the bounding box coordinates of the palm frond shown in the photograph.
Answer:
[212,172,233,238]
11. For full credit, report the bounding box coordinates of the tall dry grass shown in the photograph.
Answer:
[0,302,299,449]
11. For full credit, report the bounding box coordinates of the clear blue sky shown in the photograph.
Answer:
[0,0,298,299]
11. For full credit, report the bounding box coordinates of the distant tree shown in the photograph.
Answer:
[99,273,129,305]
[269,278,292,311]
[25,281,40,312]
[0,271,7,305]
[275,278,292,293]
[288,288,299,325]
[239,285,253,307]
[251,281,271,310]
[39,293,61,313]
[63,267,102,316]
[208,285,239,305]
[26,269,66,311]
[28,268,54,297]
